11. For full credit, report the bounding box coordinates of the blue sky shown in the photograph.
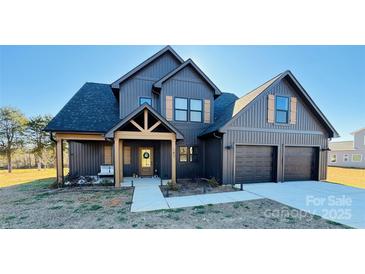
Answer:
[0,45,364,141]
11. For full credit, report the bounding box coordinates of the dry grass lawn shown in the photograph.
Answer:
[0,168,68,188]
[327,167,365,189]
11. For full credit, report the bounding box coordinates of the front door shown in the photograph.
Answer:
[139,147,154,176]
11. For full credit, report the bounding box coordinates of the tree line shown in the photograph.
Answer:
[0,106,57,173]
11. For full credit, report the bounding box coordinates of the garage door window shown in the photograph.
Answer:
[330,154,337,163]
[275,96,289,123]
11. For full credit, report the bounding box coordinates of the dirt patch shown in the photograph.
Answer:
[160,179,238,197]
[0,180,351,229]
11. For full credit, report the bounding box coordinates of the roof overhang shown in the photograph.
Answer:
[152,59,222,97]
[105,104,184,139]
[111,46,184,89]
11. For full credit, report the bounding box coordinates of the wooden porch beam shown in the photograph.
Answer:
[147,121,161,132]
[171,138,176,184]
[115,131,175,140]
[130,119,145,132]
[144,109,148,130]
[55,133,105,141]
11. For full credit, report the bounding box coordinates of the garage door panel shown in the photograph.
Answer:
[235,145,276,183]
[284,146,318,181]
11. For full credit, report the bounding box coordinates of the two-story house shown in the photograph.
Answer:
[45,46,339,187]
[328,128,365,168]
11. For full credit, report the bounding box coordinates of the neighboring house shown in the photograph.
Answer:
[44,46,339,187]
[328,128,365,168]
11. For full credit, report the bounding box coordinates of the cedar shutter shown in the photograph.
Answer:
[124,146,131,165]
[104,144,112,164]
[290,97,297,124]
[204,99,211,123]
[166,96,173,121]
[267,94,275,123]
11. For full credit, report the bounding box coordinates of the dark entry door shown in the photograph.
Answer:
[284,146,318,181]
[235,145,276,183]
[139,147,154,176]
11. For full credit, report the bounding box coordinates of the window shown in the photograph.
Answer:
[139,97,152,106]
[275,96,289,123]
[352,154,362,162]
[189,146,199,162]
[330,154,337,163]
[343,154,349,162]
[179,146,188,162]
[175,98,188,121]
[363,136,365,145]
[190,99,202,122]
[179,146,199,163]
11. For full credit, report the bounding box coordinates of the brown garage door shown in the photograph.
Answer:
[235,145,277,183]
[284,146,318,181]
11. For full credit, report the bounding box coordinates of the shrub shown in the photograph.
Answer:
[167,181,179,191]
[206,177,219,188]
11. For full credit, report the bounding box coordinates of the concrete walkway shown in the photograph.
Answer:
[124,177,261,212]
[123,177,169,212]
[242,181,365,229]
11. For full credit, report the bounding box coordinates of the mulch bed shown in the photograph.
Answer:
[160,179,238,197]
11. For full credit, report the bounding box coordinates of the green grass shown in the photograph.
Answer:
[88,204,102,211]
[49,205,63,210]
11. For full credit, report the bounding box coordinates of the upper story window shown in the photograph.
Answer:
[275,96,289,123]
[175,98,188,121]
[190,99,202,122]
[139,97,152,106]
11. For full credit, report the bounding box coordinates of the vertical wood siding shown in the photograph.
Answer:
[69,141,104,176]
[228,79,327,133]
[204,137,222,181]
[159,65,215,179]
[119,52,180,118]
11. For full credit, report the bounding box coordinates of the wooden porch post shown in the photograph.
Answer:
[56,138,64,185]
[114,137,120,188]
[120,139,124,184]
[171,137,176,184]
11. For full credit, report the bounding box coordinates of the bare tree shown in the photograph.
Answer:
[26,115,53,170]
[0,107,28,173]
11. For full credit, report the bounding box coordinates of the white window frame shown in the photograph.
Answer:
[343,154,349,162]
[363,136,365,145]
[351,154,362,162]
[330,154,337,163]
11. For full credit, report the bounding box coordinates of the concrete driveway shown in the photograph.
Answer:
[243,181,365,228]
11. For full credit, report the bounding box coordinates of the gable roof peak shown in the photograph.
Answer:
[111,45,184,89]
[153,58,222,96]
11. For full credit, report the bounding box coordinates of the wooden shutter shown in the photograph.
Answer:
[290,97,297,124]
[124,146,131,165]
[104,144,112,164]
[267,94,275,123]
[166,96,173,121]
[204,99,211,123]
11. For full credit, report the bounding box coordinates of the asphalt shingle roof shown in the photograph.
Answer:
[44,83,120,133]
[199,73,282,136]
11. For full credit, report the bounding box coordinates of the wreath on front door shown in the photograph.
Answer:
[143,152,150,159]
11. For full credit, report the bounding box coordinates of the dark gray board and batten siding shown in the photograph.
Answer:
[160,65,216,178]
[69,141,104,176]
[119,52,181,118]
[221,78,329,184]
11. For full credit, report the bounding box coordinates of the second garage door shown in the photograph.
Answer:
[284,146,318,181]
[235,145,277,183]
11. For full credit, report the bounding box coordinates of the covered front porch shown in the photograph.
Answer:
[54,104,183,187]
